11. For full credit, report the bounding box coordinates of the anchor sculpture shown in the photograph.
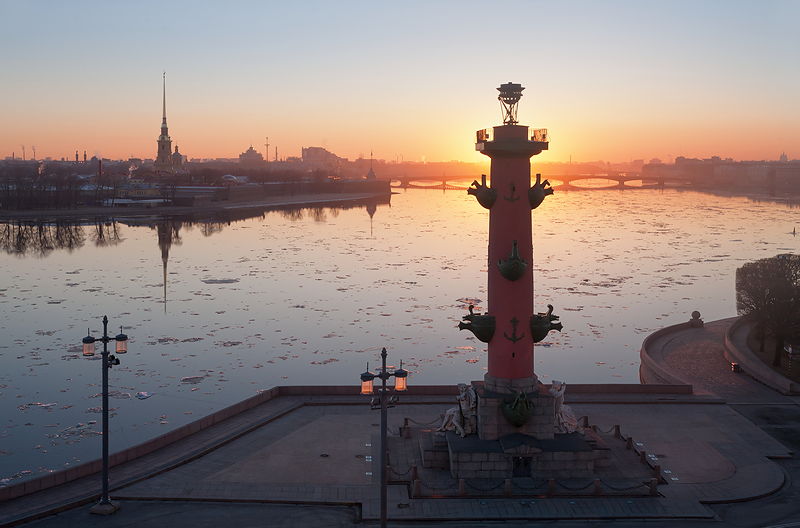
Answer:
[529,304,563,343]
[467,174,496,210]
[458,304,496,343]
[528,173,554,210]
[498,240,527,281]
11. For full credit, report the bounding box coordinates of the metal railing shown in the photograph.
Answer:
[531,128,548,143]
[476,128,549,143]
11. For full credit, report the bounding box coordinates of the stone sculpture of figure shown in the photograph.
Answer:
[549,380,581,434]
[458,383,478,435]
[438,383,478,437]
[689,311,704,328]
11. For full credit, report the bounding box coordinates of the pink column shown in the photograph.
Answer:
[485,126,535,380]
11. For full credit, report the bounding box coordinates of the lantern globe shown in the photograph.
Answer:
[82,333,96,356]
[360,379,374,395]
[115,338,128,354]
[360,370,375,395]
[394,363,408,392]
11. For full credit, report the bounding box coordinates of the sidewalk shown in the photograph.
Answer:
[640,318,792,403]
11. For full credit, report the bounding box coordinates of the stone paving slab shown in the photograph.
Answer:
[576,402,789,501]
[370,495,713,521]
[109,397,781,522]
[2,381,794,526]
[0,396,305,526]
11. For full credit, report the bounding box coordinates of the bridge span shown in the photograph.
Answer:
[389,173,691,190]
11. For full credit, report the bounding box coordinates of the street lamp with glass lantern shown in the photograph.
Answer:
[81,315,128,515]
[359,347,408,528]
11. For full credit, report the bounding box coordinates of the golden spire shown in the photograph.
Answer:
[162,71,167,125]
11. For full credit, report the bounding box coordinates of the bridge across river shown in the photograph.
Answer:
[390,173,691,190]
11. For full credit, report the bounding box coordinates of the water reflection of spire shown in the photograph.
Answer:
[366,198,377,238]
[156,220,182,313]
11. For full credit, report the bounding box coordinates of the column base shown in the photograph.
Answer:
[478,374,554,441]
[483,373,539,394]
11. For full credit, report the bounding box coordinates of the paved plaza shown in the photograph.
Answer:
[3,318,800,527]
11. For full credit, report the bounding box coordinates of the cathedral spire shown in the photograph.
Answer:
[162,71,167,125]
[155,71,174,170]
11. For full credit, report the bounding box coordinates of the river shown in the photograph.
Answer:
[1,185,798,484]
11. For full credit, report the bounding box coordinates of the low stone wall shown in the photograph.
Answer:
[0,386,283,502]
[565,383,692,394]
[447,434,607,480]
[723,317,800,395]
[638,322,694,386]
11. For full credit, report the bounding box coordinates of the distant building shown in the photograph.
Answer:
[366,151,376,180]
[239,146,265,168]
[172,146,184,169]
[154,73,183,172]
[301,146,347,169]
[642,155,800,190]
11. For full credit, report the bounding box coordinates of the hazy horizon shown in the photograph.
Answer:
[1,0,798,163]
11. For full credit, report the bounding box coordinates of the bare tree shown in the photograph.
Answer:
[736,254,800,366]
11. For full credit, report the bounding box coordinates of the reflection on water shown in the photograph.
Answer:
[0,189,798,485]
[0,222,86,256]
[1,221,128,257]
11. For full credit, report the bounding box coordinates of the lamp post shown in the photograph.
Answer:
[82,315,128,515]
[360,348,408,528]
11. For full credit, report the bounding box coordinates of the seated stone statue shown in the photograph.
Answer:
[438,405,465,436]
[549,380,581,434]
[458,383,478,435]
[438,383,478,437]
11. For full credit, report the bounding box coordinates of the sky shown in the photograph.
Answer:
[1,0,798,163]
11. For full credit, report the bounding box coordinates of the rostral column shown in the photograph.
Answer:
[460,82,561,414]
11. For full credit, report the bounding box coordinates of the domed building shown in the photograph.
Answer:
[171,145,184,169]
[239,145,265,169]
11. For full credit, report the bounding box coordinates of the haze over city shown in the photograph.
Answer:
[2,0,798,164]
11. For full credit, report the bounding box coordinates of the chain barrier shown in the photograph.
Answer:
[555,480,596,492]
[599,480,650,492]
[464,478,506,492]
[389,466,413,478]
[512,479,548,490]
[419,480,459,492]
[405,416,443,427]
[592,425,618,435]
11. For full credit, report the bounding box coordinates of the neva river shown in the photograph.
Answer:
[1,185,798,484]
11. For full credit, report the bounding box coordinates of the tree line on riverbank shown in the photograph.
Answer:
[0,160,340,211]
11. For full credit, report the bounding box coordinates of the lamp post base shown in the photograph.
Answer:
[89,501,119,515]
